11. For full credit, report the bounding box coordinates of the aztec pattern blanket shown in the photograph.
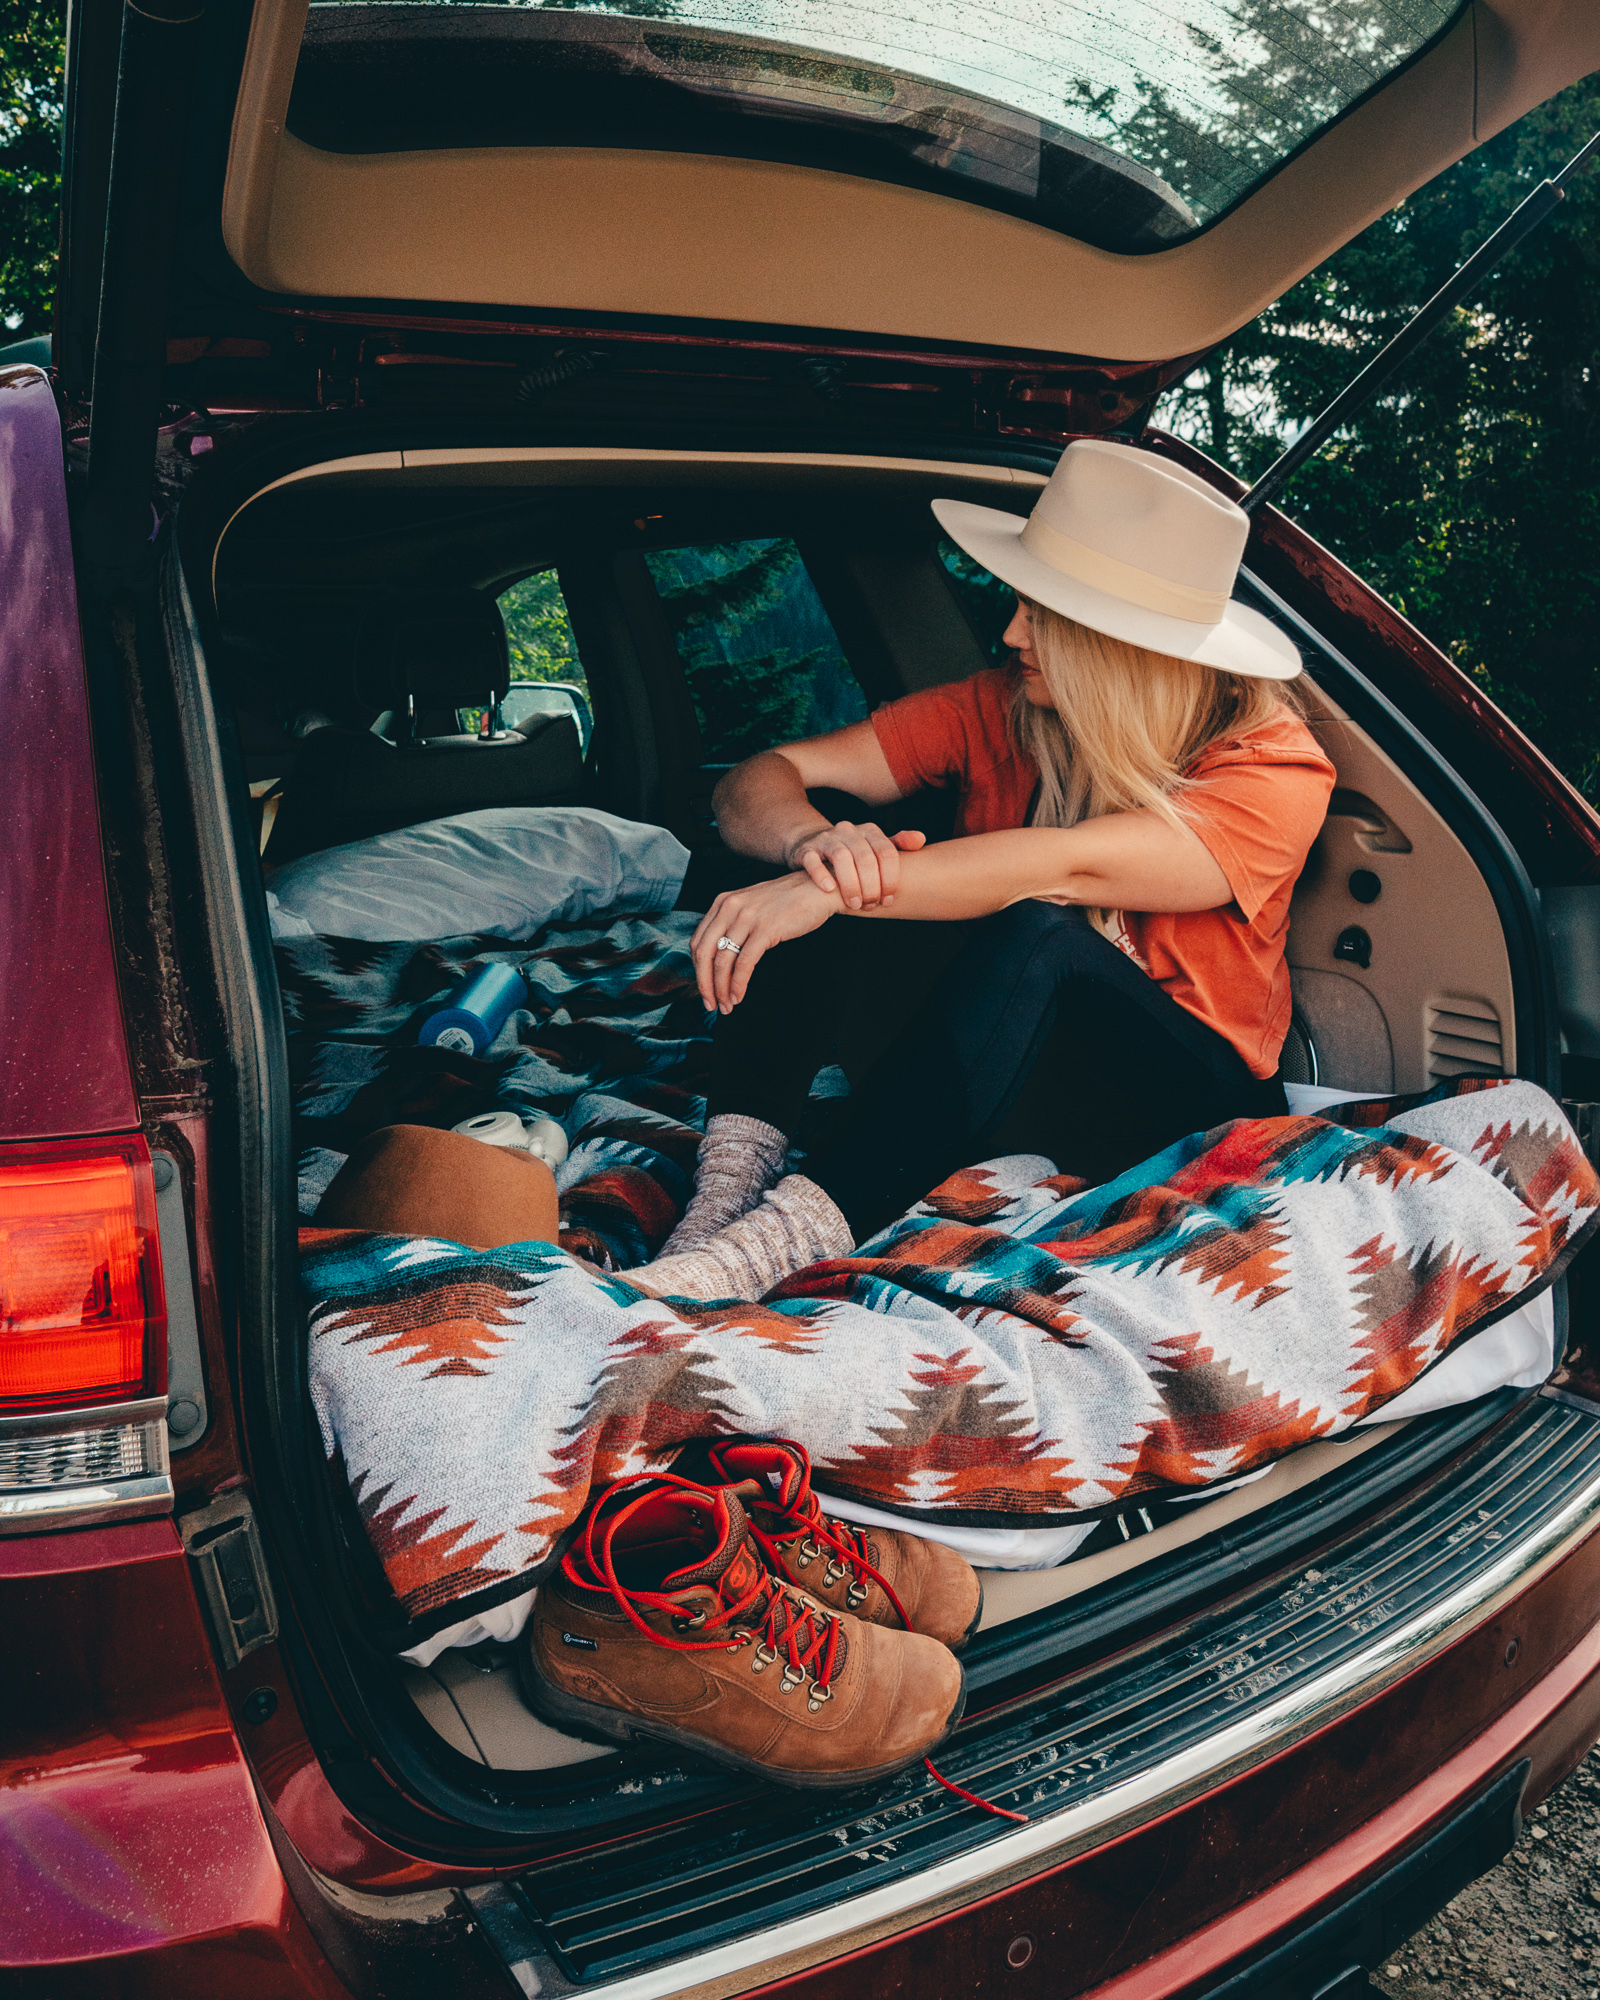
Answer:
[301,1074,1599,1648]
[277,914,723,1268]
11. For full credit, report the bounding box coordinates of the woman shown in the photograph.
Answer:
[635,438,1338,1301]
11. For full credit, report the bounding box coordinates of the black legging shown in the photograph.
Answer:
[706,901,1287,1241]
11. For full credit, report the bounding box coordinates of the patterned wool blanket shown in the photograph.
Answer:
[277,914,725,1267]
[301,1074,1598,1648]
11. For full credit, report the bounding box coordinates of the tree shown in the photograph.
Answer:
[1150,76,1600,797]
[0,0,63,336]
[646,539,861,762]
[500,569,586,687]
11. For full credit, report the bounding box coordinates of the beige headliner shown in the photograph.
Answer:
[226,0,1599,362]
[209,442,1046,598]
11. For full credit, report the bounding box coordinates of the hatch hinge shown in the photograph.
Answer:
[317,363,362,411]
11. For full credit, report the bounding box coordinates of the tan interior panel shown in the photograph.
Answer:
[404,1651,614,1769]
[223,0,1600,362]
[1290,969,1398,1093]
[212,445,1044,599]
[1289,717,1515,1092]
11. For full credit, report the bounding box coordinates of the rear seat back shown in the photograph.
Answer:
[265,591,586,862]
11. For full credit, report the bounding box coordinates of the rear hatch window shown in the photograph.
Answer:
[290,0,1464,253]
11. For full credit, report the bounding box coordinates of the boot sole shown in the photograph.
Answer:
[951,1575,986,1652]
[520,1652,968,1792]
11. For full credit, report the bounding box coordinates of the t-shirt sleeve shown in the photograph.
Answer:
[870,680,983,797]
[1183,733,1337,922]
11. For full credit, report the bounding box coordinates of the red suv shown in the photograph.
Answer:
[7,2,1600,1993]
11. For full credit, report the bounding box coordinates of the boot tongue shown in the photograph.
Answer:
[713,1442,809,1521]
[665,1488,764,1607]
[666,1487,850,1672]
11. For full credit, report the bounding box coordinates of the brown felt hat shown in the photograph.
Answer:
[316,1124,559,1250]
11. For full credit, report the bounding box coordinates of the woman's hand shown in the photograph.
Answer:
[691,874,840,1012]
[786,823,926,909]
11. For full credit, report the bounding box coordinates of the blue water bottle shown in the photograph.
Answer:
[419,964,529,1057]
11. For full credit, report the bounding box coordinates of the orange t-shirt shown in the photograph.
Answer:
[871,669,1336,1078]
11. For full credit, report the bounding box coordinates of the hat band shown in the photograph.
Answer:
[1019,515,1231,625]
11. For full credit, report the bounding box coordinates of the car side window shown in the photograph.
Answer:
[485,570,593,751]
[643,538,868,764]
[936,538,1015,668]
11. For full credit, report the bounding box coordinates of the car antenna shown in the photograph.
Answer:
[1241,127,1600,518]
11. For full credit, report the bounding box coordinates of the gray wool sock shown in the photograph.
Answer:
[658,1113,790,1256]
[625,1175,855,1301]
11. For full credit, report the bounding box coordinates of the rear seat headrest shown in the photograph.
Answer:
[353,591,510,710]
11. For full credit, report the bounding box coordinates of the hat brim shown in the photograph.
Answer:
[933,497,1303,681]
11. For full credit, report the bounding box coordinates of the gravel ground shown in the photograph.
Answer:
[1372,1749,1600,1999]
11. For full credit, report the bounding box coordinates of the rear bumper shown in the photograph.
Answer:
[11,1398,1600,1999]
[780,1560,1600,2000]
[743,1450,1600,2000]
[0,1520,347,1998]
[462,1394,1600,1997]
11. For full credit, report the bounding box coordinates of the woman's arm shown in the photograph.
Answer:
[691,812,1230,1010]
[871,811,1231,920]
[711,721,923,910]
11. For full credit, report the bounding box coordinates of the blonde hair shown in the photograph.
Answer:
[1011,601,1297,833]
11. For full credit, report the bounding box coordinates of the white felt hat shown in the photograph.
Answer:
[933,438,1302,681]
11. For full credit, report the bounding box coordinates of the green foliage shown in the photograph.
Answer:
[646,539,864,763]
[672,646,822,765]
[656,539,796,638]
[1065,0,1454,222]
[0,0,64,335]
[498,569,588,695]
[937,541,1015,666]
[1154,74,1600,798]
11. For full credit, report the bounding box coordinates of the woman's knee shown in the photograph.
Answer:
[972,901,1106,993]
[982,901,1093,950]
[317,1124,560,1249]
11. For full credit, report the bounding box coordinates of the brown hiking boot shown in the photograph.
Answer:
[671,1437,984,1651]
[520,1473,965,1789]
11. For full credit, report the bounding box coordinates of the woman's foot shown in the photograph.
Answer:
[625,1175,853,1300]
[658,1113,789,1255]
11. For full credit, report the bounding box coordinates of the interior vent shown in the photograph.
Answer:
[1427,997,1504,1079]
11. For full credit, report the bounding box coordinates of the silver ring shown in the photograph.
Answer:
[716,935,742,955]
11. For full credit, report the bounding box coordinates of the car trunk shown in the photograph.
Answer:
[48,0,1600,1971]
[145,396,1597,1861]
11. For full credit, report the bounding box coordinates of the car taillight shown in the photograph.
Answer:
[0,1135,167,1414]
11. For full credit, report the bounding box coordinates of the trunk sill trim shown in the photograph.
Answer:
[484,1448,1600,2000]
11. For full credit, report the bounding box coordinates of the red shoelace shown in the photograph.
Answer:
[570,1472,1025,1821]
[565,1473,846,1704]
[712,1442,915,1633]
[923,1757,1028,1823]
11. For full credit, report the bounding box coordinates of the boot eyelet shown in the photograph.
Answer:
[779,1663,806,1693]
[807,1681,834,1713]
[822,1558,847,1586]
[845,1581,869,1608]
[795,1538,820,1569]
[751,1642,778,1675]
[671,1609,707,1634]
